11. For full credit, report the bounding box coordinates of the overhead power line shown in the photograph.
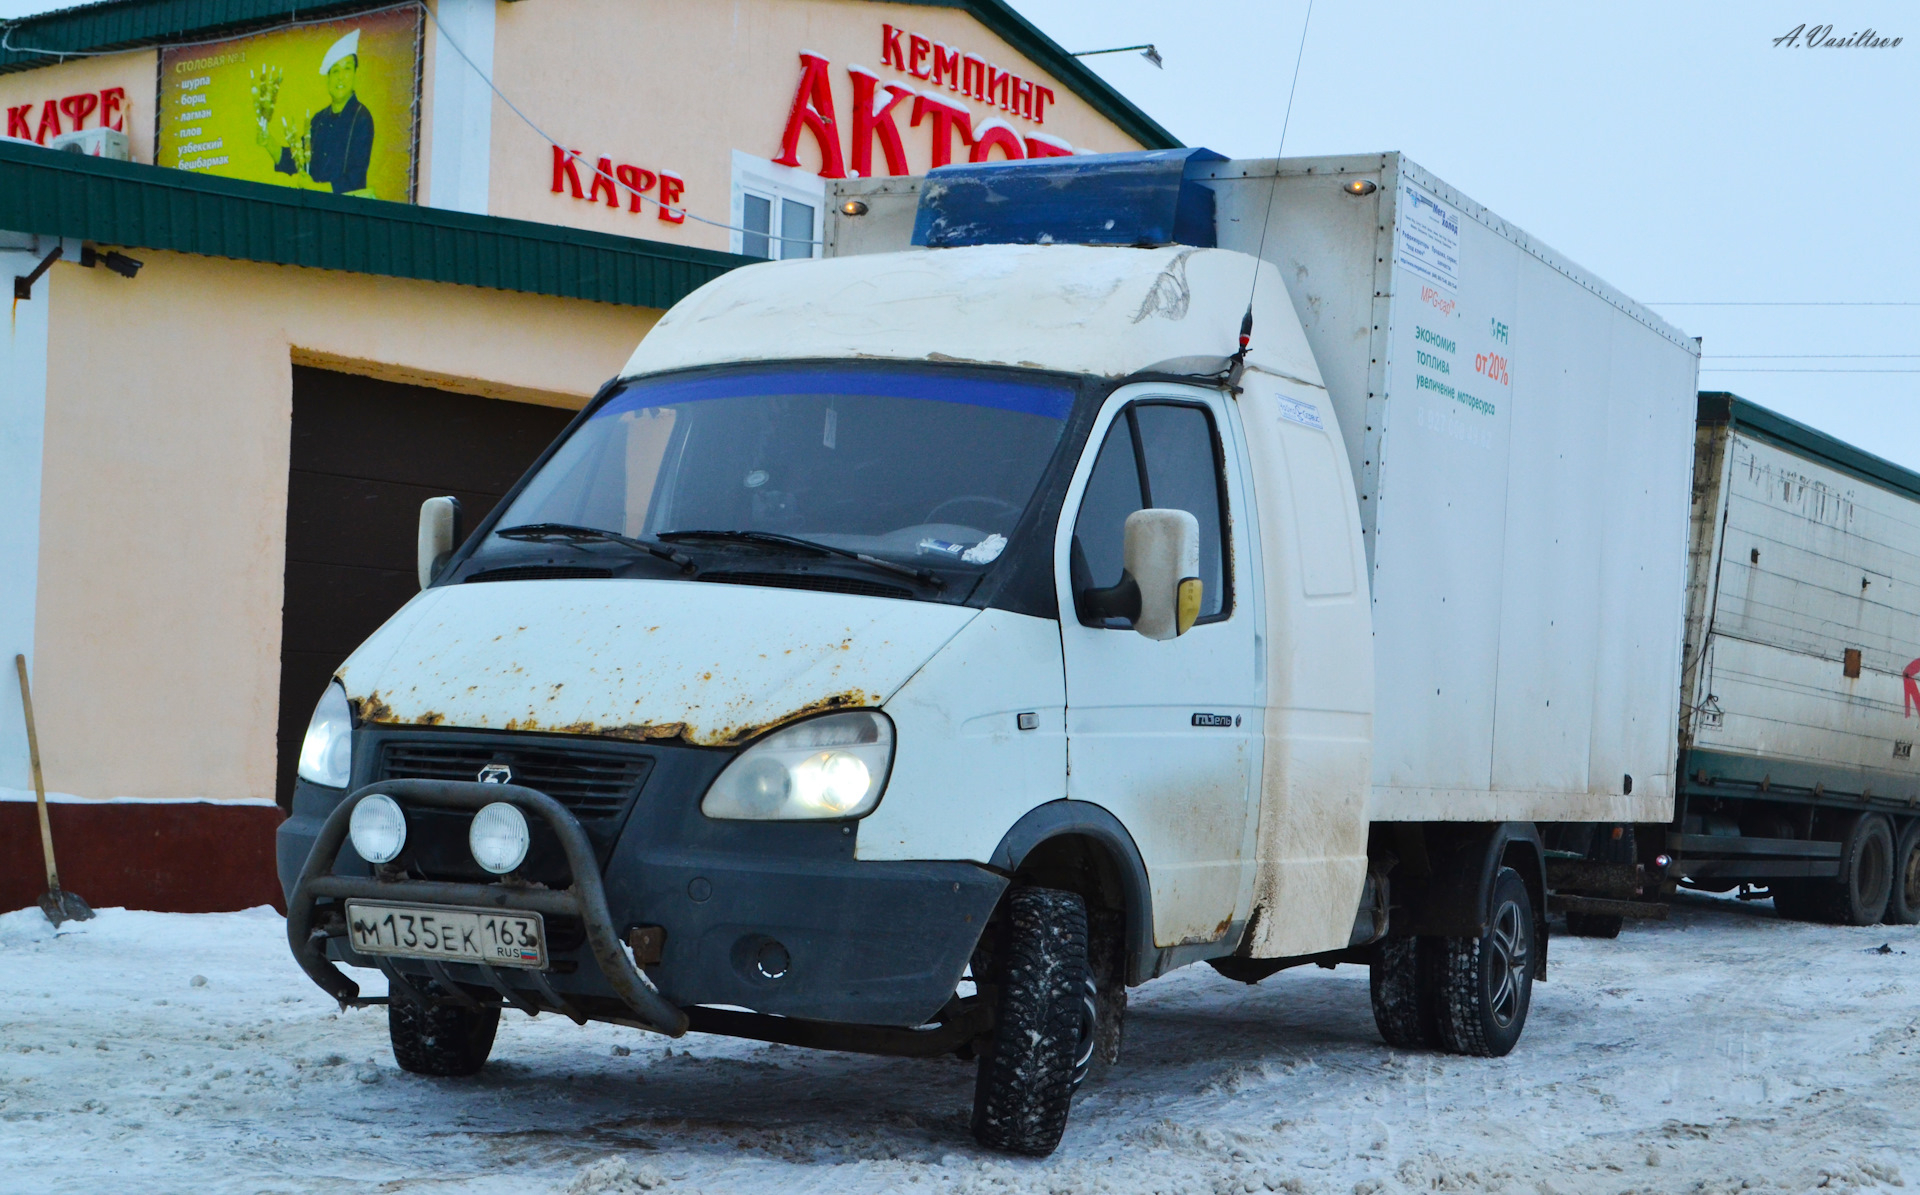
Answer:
[1650,301,1920,307]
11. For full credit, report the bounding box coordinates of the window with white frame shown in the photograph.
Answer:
[730,150,825,260]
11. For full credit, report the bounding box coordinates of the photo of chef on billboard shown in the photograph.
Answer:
[158,5,418,201]
[254,30,377,195]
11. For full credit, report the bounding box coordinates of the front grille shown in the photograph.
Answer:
[700,570,912,600]
[378,741,651,820]
[466,565,615,583]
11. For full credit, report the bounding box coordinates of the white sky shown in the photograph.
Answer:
[1020,0,1920,467]
[3,1,1913,467]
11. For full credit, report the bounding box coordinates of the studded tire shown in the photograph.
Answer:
[1433,866,1535,1058]
[971,887,1091,1157]
[389,996,500,1077]
[1370,934,1441,1049]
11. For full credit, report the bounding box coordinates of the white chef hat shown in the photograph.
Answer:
[319,29,360,74]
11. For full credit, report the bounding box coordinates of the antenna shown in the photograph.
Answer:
[1231,0,1316,390]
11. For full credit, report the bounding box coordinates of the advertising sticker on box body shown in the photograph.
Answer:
[157,5,421,200]
[1395,183,1462,293]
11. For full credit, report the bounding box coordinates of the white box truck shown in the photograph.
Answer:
[279,150,1699,1155]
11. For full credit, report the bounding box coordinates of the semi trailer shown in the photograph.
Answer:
[1652,394,1920,927]
[278,149,1700,1155]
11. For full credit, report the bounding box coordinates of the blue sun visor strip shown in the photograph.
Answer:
[599,367,1076,421]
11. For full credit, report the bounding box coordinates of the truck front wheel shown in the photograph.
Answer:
[389,995,500,1077]
[971,887,1092,1157]
[1433,866,1535,1058]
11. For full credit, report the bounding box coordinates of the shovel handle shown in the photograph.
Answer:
[14,655,58,892]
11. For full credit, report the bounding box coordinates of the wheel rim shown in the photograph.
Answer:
[1487,898,1529,1028]
[1071,975,1097,1089]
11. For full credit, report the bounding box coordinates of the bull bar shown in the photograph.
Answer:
[285,778,690,1037]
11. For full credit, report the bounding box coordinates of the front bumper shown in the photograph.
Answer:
[280,736,1006,1030]
[286,779,689,1035]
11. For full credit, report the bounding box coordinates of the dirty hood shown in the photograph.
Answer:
[335,579,979,747]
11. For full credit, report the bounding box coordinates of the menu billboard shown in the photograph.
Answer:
[157,6,421,201]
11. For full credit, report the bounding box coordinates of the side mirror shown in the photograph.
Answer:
[1078,509,1203,639]
[1125,508,1202,640]
[417,496,462,589]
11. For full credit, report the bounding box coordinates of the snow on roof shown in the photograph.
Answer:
[619,243,1324,387]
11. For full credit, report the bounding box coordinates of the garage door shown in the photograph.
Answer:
[277,367,578,807]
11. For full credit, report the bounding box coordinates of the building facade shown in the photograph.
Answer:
[0,0,1174,912]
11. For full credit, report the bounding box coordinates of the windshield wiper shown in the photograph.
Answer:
[657,529,945,589]
[494,523,696,573]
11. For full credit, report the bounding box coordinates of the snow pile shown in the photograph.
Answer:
[0,897,1915,1193]
[560,1157,673,1193]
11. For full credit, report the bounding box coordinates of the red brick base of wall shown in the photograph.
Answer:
[1,801,285,914]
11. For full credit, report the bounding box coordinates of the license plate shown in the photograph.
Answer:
[344,901,548,970]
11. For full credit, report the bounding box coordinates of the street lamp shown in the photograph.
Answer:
[1070,43,1163,69]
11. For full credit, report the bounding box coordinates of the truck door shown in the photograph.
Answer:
[1056,387,1263,948]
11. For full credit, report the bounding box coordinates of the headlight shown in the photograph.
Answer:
[702,711,894,820]
[296,681,354,788]
[349,793,407,865]
[469,802,531,874]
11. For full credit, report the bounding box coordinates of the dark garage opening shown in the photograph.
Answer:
[277,366,579,808]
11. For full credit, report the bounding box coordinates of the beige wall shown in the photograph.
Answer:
[489,0,1148,250]
[0,50,158,162]
[36,252,658,802]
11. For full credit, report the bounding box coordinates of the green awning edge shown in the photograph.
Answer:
[0,138,750,308]
[0,0,1182,150]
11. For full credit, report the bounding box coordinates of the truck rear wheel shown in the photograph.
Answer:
[1369,934,1441,1049]
[1813,813,1893,926]
[1885,819,1920,925]
[389,995,500,1077]
[1433,866,1534,1058]
[971,887,1092,1157]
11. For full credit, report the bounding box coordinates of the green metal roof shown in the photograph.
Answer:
[1699,391,1920,506]
[0,138,748,308]
[0,0,1181,150]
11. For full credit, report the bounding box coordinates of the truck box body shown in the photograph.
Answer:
[1680,395,1920,812]
[829,152,1701,825]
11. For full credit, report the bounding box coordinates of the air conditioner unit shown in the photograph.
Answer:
[49,127,131,160]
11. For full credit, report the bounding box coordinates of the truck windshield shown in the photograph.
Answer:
[484,364,1076,593]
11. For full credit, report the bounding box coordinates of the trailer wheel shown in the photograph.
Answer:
[1369,934,1440,1049]
[389,996,500,1077]
[1885,819,1920,925]
[1813,813,1894,926]
[971,887,1091,1157]
[1769,878,1817,922]
[1433,866,1534,1057]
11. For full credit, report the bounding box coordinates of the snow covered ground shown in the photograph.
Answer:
[2,896,1916,1195]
